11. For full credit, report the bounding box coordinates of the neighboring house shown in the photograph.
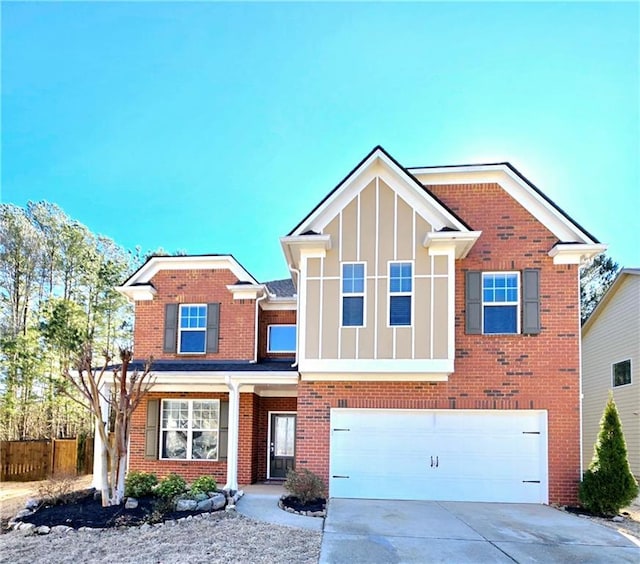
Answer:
[109,146,604,505]
[582,269,640,476]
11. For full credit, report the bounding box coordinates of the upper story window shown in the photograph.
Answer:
[613,359,632,387]
[389,262,412,326]
[342,263,365,327]
[179,304,207,353]
[482,272,520,334]
[161,399,219,460]
[267,324,296,353]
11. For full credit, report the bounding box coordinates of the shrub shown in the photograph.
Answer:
[284,468,327,505]
[36,474,76,504]
[190,475,217,495]
[125,471,158,498]
[156,473,187,500]
[579,394,639,515]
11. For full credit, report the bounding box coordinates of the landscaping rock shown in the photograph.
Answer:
[196,498,215,512]
[19,523,35,532]
[125,497,138,509]
[15,509,33,519]
[175,499,198,511]
[35,525,51,535]
[139,523,152,532]
[50,525,73,534]
[226,504,236,512]
[193,493,208,502]
[25,498,39,510]
[612,515,624,522]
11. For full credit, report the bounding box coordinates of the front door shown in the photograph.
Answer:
[269,413,296,479]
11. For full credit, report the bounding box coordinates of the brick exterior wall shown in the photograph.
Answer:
[295,182,582,505]
[129,392,299,485]
[258,309,297,360]
[133,269,255,361]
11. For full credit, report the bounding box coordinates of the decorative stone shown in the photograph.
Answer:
[93,491,102,501]
[612,515,624,522]
[139,523,152,532]
[18,523,35,532]
[36,525,51,535]
[193,493,208,501]
[225,504,236,512]
[51,525,73,534]
[211,493,226,510]
[15,509,33,519]
[125,498,138,509]
[25,498,39,510]
[78,527,99,532]
[175,499,198,511]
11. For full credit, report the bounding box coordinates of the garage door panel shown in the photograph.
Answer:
[329,409,548,504]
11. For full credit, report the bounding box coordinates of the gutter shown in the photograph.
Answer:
[288,264,301,368]
[252,287,268,363]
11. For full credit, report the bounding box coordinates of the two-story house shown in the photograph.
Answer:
[113,146,604,505]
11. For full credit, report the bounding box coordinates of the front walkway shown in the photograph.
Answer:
[236,483,324,532]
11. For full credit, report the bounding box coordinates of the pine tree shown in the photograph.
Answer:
[579,394,639,515]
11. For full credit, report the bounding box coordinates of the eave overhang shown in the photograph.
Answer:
[115,283,156,302]
[423,231,483,259]
[226,283,266,300]
[548,243,607,265]
[280,234,332,270]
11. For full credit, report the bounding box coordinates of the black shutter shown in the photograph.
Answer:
[206,303,220,353]
[163,304,178,353]
[465,271,482,334]
[218,400,229,460]
[523,269,541,334]
[145,399,160,459]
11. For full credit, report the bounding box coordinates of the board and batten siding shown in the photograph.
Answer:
[303,178,450,362]
[582,275,640,476]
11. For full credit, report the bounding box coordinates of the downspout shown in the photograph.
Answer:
[252,287,268,363]
[288,264,301,368]
[577,264,584,480]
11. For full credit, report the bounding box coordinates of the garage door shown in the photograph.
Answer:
[329,409,548,503]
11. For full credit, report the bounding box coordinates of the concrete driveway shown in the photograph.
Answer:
[320,499,640,563]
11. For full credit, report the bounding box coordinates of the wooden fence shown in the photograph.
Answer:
[0,437,94,482]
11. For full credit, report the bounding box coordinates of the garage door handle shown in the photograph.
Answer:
[430,456,433,467]
[435,456,439,468]
[332,475,350,479]
[522,480,540,483]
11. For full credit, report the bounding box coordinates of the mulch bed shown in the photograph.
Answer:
[20,490,212,529]
[280,495,325,513]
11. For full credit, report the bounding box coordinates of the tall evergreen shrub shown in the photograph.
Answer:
[579,394,639,515]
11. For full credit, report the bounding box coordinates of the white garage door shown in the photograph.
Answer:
[330,409,548,503]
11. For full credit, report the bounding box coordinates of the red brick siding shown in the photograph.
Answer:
[129,392,297,486]
[295,182,581,505]
[133,269,255,361]
[258,309,297,360]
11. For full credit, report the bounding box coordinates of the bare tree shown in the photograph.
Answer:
[65,347,154,506]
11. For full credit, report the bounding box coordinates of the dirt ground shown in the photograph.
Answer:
[0,475,93,525]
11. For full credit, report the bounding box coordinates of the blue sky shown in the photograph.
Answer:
[2,2,638,282]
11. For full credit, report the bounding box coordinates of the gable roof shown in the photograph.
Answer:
[265,278,296,297]
[582,268,640,334]
[117,255,258,300]
[409,161,600,245]
[288,145,473,236]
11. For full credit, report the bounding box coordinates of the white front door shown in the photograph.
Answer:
[329,409,548,503]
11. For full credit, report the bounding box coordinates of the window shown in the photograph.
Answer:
[179,304,207,353]
[613,360,632,387]
[342,263,365,326]
[482,272,519,334]
[160,399,219,460]
[389,262,412,326]
[267,325,296,353]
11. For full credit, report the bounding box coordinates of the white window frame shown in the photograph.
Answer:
[388,261,413,328]
[612,359,632,388]
[178,303,207,354]
[267,324,297,353]
[341,262,366,328]
[160,399,220,461]
[481,271,521,335]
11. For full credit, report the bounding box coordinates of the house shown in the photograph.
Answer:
[110,146,604,505]
[582,269,640,476]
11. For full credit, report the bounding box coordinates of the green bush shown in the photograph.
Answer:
[190,475,217,495]
[284,468,327,505]
[579,394,639,515]
[125,471,158,498]
[156,473,187,500]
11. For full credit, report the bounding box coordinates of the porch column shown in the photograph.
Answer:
[224,377,241,491]
[91,382,111,490]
